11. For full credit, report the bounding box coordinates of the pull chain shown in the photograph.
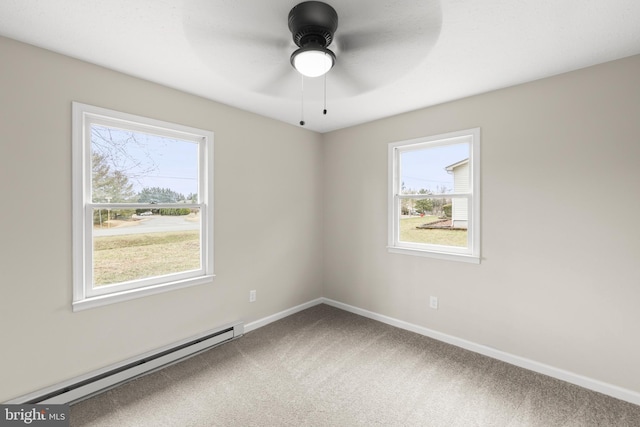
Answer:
[299,75,305,126]
[323,73,327,115]
[298,70,329,125]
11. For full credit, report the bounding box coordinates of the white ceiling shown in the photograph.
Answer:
[1,0,639,133]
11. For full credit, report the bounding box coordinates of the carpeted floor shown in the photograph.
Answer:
[70,304,640,426]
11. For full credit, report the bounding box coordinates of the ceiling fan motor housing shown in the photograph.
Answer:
[288,1,338,48]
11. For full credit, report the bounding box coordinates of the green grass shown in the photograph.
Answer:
[92,216,465,286]
[400,216,467,247]
[93,230,200,286]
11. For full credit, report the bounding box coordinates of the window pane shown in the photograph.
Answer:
[400,142,469,195]
[399,198,468,247]
[91,125,198,203]
[92,208,201,287]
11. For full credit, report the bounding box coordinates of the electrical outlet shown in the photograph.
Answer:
[249,290,256,302]
[430,296,438,309]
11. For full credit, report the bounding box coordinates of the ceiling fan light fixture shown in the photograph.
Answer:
[291,44,336,78]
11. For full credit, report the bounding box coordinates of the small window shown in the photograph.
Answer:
[388,128,480,263]
[72,103,214,310]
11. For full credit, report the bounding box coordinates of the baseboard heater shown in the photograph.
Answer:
[10,322,243,405]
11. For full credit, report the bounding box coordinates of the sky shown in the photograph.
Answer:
[92,126,199,198]
[400,142,468,193]
[93,127,468,199]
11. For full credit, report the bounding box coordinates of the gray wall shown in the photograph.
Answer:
[0,36,324,401]
[322,54,640,394]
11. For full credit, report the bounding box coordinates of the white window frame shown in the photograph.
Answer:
[388,128,481,263]
[72,102,215,311]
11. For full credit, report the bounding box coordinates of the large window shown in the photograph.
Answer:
[72,103,214,310]
[388,128,480,263]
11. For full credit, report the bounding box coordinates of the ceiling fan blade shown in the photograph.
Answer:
[326,63,370,97]
[180,0,442,100]
[252,62,300,96]
[327,0,442,94]
[183,0,299,94]
[187,33,294,93]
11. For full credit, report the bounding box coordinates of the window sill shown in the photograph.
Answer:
[387,246,480,264]
[72,275,216,312]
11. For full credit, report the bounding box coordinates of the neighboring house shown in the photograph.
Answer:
[445,158,469,229]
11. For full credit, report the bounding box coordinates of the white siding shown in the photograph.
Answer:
[452,161,469,228]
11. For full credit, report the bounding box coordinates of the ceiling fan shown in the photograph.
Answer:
[185,0,441,122]
[287,1,338,124]
[288,1,338,78]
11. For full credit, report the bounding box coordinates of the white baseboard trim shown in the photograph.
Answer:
[244,298,324,333]
[320,297,640,407]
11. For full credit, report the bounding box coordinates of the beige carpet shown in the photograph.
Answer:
[70,304,640,426]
